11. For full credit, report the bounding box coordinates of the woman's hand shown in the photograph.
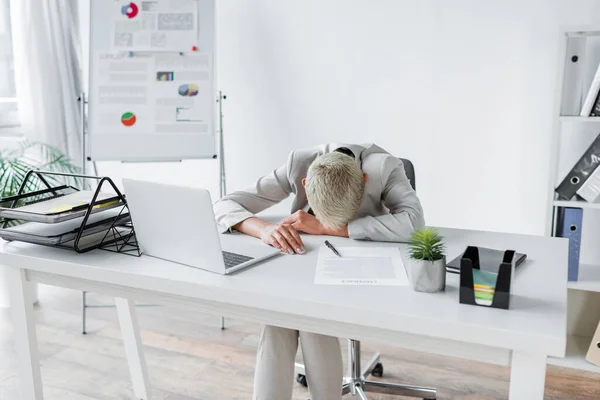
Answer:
[281,210,349,237]
[259,223,305,254]
[280,210,325,235]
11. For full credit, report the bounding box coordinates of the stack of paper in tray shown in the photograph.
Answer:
[472,269,498,306]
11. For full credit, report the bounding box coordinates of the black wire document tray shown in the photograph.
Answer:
[0,170,140,255]
[0,187,123,223]
[0,208,130,245]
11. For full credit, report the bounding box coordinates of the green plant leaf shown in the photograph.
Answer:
[0,158,39,198]
[34,142,82,188]
[0,142,82,200]
[408,227,445,261]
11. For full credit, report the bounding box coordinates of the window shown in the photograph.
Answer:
[0,0,20,136]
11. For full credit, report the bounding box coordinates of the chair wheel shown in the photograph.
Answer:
[296,373,308,387]
[372,362,384,377]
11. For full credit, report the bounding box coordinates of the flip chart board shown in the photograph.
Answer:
[88,0,216,161]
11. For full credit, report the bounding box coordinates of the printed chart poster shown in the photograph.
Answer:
[91,52,213,136]
[111,0,198,51]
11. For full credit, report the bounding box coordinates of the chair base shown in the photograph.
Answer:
[295,340,436,399]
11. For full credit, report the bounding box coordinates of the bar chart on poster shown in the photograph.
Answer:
[88,0,216,162]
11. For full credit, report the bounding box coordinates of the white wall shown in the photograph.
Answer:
[80,0,600,235]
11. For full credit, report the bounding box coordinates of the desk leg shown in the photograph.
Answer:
[7,268,44,400]
[115,297,151,400]
[509,351,546,400]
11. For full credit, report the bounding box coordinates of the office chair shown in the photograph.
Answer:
[295,158,437,400]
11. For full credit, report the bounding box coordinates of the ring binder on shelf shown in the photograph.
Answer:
[0,170,140,256]
[555,133,600,200]
[555,207,583,282]
[577,165,600,203]
[586,320,600,367]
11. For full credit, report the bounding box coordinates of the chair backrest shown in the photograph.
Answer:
[399,158,416,191]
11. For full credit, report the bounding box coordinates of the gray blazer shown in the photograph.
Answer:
[213,143,425,242]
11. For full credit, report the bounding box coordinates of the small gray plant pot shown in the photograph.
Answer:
[408,256,447,293]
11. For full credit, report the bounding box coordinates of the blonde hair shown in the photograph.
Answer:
[305,152,365,229]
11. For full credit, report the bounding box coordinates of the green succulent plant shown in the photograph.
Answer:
[408,227,445,261]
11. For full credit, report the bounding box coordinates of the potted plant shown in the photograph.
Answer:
[407,227,446,292]
[1,141,80,203]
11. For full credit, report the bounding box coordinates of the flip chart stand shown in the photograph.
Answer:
[77,90,229,331]
[78,90,227,192]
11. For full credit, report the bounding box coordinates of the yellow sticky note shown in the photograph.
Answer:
[48,203,84,213]
[93,200,120,209]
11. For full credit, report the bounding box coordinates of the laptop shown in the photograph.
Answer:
[122,179,281,274]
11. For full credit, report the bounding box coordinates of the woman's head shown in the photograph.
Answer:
[304,151,366,229]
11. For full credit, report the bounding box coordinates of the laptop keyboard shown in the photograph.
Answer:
[222,251,254,269]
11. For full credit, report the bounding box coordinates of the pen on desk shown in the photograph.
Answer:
[324,240,342,257]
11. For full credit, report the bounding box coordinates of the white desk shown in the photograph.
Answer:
[1,228,568,400]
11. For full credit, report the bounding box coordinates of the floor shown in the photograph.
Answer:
[0,285,599,400]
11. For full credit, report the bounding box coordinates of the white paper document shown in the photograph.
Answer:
[315,247,408,286]
[111,0,199,51]
[91,52,212,136]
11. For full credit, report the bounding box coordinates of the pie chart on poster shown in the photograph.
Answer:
[121,112,136,127]
[178,84,199,97]
[121,2,139,19]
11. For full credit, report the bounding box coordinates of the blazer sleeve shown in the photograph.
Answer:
[213,152,294,233]
[348,157,425,242]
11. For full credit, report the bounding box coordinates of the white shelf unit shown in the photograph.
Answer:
[552,200,600,210]
[560,116,600,123]
[548,335,600,373]
[546,26,600,374]
[567,263,600,291]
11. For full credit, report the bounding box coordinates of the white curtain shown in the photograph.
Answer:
[9,0,83,163]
